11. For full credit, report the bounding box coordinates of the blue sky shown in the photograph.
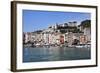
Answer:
[23,10,91,32]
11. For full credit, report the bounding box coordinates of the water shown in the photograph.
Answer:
[23,46,91,62]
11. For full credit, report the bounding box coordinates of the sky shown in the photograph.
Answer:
[23,10,91,32]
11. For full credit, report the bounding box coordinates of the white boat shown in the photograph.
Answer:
[35,43,41,47]
[75,44,90,48]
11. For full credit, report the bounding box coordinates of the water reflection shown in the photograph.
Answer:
[23,46,91,62]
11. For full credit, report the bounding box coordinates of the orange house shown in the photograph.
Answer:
[60,35,64,44]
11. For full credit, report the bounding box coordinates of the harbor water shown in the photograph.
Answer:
[23,46,91,62]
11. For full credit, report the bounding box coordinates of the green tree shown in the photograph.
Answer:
[80,20,91,28]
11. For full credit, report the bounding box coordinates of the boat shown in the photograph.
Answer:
[75,44,91,48]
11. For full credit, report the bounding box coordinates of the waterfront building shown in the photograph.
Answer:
[83,28,91,43]
[60,35,64,44]
[23,20,91,47]
[24,32,32,43]
[42,27,60,45]
[65,32,84,45]
[79,35,87,44]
